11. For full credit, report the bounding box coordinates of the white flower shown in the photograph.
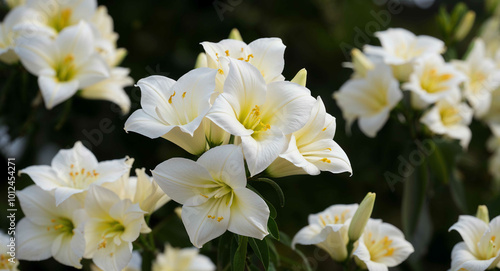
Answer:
[17,185,85,268]
[403,54,466,109]
[84,185,150,271]
[206,59,315,176]
[449,215,500,271]
[292,204,358,262]
[103,160,170,214]
[20,141,130,205]
[0,231,19,271]
[0,6,27,64]
[152,244,216,271]
[124,68,226,155]
[80,67,133,114]
[266,97,352,178]
[90,251,142,271]
[90,5,126,67]
[152,145,270,248]
[15,21,110,109]
[364,28,445,81]
[13,0,97,37]
[201,37,285,91]
[420,94,473,149]
[334,62,403,138]
[452,39,500,118]
[353,219,414,271]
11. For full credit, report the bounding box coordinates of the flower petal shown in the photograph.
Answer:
[228,188,269,239]
[248,38,286,83]
[124,109,173,138]
[197,145,246,189]
[449,215,489,255]
[38,75,80,109]
[17,218,59,261]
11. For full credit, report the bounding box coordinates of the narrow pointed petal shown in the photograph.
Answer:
[228,188,269,240]
[197,145,246,189]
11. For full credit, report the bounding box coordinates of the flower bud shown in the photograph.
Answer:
[351,48,374,78]
[228,28,243,41]
[291,68,307,87]
[454,11,475,42]
[194,53,207,69]
[476,205,489,224]
[348,192,376,241]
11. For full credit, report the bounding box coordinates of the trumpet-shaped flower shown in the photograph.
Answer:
[90,5,126,67]
[403,54,466,109]
[152,244,216,271]
[13,0,97,37]
[0,232,19,271]
[17,185,85,268]
[0,6,27,63]
[449,215,500,270]
[20,141,130,205]
[80,67,133,114]
[15,21,109,109]
[103,163,170,214]
[292,204,358,262]
[266,97,352,178]
[84,185,150,271]
[420,94,473,149]
[152,145,270,248]
[353,219,414,271]
[364,28,445,80]
[207,59,315,176]
[334,63,403,138]
[452,39,500,118]
[201,37,285,91]
[124,68,224,155]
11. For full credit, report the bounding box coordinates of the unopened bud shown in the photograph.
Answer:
[351,49,374,78]
[174,207,182,218]
[348,192,376,241]
[476,205,489,224]
[228,28,243,41]
[454,11,475,41]
[291,68,307,86]
[194,53,207,69]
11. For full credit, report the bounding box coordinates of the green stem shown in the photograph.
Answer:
[55,98,73,130]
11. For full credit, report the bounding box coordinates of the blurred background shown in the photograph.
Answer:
[1,0,498,270]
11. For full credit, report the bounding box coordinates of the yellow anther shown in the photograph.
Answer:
[182,92,186,98]
[491,236,496,242]
[53,224,64,230]
[384,247,395,257]
[241,48,244,52]
[217,217,224,222]
[245,54,254,62]
[225,50,230,56]
[237,57,244,60]
[218,69,224,75]
[98,240,107,249]
[321,158,331,163]
[81,168,85,175]
[319,215,327,226]
[70,164,74,168]
[168,91,176,104]
[200,193,209,198]
[326,148,332,151]
[322,127,327,131]
[334,215,339,224]
[51,219,56,223]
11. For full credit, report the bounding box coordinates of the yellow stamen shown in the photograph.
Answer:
[225,50,230,56]
[321,158,331,163]
[168,91,176,104]
[217,217,224,222]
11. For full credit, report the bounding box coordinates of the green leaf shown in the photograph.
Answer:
[255,178,285,207]
[449,169,468,213]
[218,232,233,270]
[266,238,280,265]
[267,217,280,240]
[249,238,270,270]
[232,236,248,271]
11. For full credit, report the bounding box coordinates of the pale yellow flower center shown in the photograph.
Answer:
[50,8,73,32]
[420,68,454,94]
[318,209,351,227]
[67,164,100,189]
[439,106,461,126]
[47,217,74,234]
[56,54,76,82]
[0,253,17,270]
[240,105,271,136]
[98,221,125,250]
[366,234,395,260]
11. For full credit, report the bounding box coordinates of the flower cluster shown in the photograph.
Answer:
[293,193,414,270]
[124,32,353,247]
[17,142,170,271]
[449,205,500,271]
[0,0,133,112]
[334,27,500,149]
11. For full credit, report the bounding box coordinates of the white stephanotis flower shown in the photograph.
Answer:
[353,219,414,271]
[200,37,285,91]
[152,145,270,248]
[15,21,110,109]
[84,185,150,271]
[152,244,216,271]
[292,204,358,262]
[334,62,403,138]
[17,185,85,269]
[452,39,500,118]
[266,97,352,178]
[206,59,315,176]
[13,0,97,37]
[80,67,133,114]
[90,250,141,271]
[20,141,130,205]
[420,94,473,149]
[403,54,466,109]
[0,232,19,271]
[103,163,170,214]
[449,215,500,270]
[364,28,445,81]
[124,68,230,155]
